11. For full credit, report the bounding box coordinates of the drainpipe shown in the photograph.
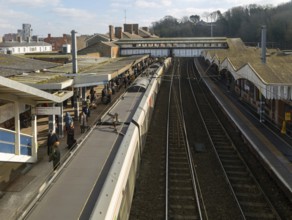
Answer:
[261,25,266,64]
[71,30,78,73]
[259,25,266,123]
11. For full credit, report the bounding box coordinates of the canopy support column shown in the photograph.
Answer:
[14,102,20,155]
[31,108,37,162]
[58,103,64,138]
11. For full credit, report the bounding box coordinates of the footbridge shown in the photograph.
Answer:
[115,37,228,57]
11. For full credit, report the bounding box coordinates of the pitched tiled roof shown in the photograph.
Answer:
[207,38,292,84]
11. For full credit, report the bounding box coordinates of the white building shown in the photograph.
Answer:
[0,41,52,54]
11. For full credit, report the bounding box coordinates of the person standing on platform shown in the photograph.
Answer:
[79,111,87,133]
[51,142,60,171]
[48,130,60,170]
[67,121,75,149]
[107,86,112,103]
[64,112,73,132]
[102,86,108,104]
[47,130,53,156]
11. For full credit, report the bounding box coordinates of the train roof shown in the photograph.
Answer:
[126,77,150,92]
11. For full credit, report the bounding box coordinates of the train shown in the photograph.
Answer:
[90,57,171,219]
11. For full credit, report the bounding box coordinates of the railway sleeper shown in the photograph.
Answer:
[169,166,189,171]
[216,148,236,153]
[169,151,187,155]
[221,162,244,168]
[226,170,249,176]
[169,144,186,149]
[208,133,227,137]
[228,175,253,181]
[243,211,277,219]
[171,179,192,184]
[223,164,245,169]
[170,161,189,166]
[233,187,260,194]
[169,156,188,161]
[169,206,199,213]
[169,213,199,220]
[218,154,241,159]
[169,186,193,191]
[236,191,264,198]
[229,179,255,186]
[169,195,195,201]
[232,183,258,189]
[169,167,190,172]
[220,158,244,164]
[211,137,231,142]
[214,145,233,150]
[213,141,232,146]
[240,201,272,208]
[169,173,191,178]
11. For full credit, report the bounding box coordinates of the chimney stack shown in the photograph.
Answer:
[124,24,133,34]
[133,24,139,35]
[115,27,122,39]
[109,25,114,41]
[142,27,149,32]
[261,25,267,64]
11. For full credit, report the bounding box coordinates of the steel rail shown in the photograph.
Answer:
[190,59,281,220]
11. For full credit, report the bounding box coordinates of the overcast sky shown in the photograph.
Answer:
[0,0,290,37]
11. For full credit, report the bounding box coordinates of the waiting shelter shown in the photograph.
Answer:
[0,76,72,163]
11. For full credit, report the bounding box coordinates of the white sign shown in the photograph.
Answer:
[36,107,61,115]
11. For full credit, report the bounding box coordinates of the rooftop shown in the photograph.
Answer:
[0,53,61,77]
[207,38,292,84]
[0,53,149,89]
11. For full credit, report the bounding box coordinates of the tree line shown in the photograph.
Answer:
[150,1,292,49]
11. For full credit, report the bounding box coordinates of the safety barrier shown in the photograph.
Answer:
[0,128,32,156]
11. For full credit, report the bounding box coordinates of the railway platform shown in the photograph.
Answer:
[0,85,126,220]
[195,59,292,200]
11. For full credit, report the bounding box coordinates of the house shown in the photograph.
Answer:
[79,23,157,58]
[44,34,70,52]
[0,39,52,54]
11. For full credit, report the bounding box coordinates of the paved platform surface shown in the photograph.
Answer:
[0,85,126,220]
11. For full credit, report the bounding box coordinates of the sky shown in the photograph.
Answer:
[0,0,290,38]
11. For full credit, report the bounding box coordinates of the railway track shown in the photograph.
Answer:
[130,57,290,220]
[187,59,281,220]
[165,60,204,219]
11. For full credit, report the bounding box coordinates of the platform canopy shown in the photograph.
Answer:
[0,76,72,105]
[203,38,292,100]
